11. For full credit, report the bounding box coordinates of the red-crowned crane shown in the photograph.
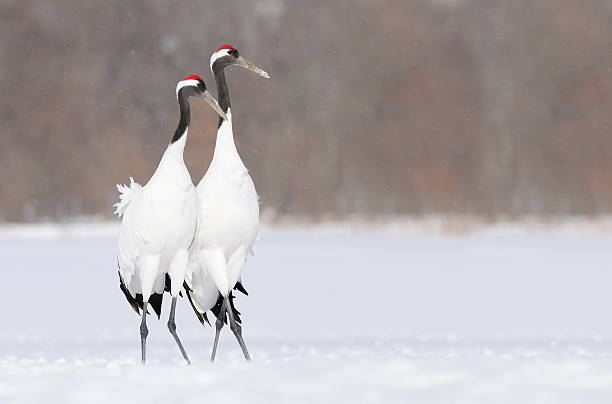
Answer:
[114,75,226,364]
[185,45,269,362]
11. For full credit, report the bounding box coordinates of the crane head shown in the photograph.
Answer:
[210,44,270,79]
[176,74,227,120]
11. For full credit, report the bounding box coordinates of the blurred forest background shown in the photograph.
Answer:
[1,0,612,222]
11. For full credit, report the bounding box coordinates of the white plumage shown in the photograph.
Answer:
[185,44,269,362]
[114,74,226,364]
[190,109,259,299]
[116,134,197,302]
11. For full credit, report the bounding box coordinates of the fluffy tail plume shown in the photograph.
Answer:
[114,176,142,217]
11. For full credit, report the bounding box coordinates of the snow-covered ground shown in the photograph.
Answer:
[1,221,611,403]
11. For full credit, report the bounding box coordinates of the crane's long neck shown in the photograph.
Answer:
[213,66,230,128]
[171,91,190,144]
[150,89,190,186]
[208,65,245,172]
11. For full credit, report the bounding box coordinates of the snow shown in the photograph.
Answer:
[1,221,612,403]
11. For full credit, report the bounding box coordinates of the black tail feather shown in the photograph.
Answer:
[118,271,163,319]
[119,273,141,315]
[184,281,211,326]
[235,281,248,296]
[148,292,163,319]
[211,292,242,324]
[183,281,247,326]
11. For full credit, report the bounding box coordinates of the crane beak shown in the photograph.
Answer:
[236,56,270,78]
[202,90,228,120]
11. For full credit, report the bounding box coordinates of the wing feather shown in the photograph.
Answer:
[115,177,151,293]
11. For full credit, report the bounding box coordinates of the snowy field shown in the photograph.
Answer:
[1,220,612,403]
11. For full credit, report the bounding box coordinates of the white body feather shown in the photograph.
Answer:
[188,109,259,310]
[116,134,197,302]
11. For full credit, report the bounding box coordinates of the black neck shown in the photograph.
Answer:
[172,89,191,143]
[213,64,230,128]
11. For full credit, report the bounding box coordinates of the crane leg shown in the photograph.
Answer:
[140,302,148,364]
[210,298,227,363]
[168,296,191,365]
[226,296,251,362]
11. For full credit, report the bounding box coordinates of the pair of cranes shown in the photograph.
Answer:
[114,45,269,364]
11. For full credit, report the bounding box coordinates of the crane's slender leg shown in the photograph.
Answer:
[210,298,227,363]
[140,302,148,364]
[168,296,191,364]
[225,296,251,361]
